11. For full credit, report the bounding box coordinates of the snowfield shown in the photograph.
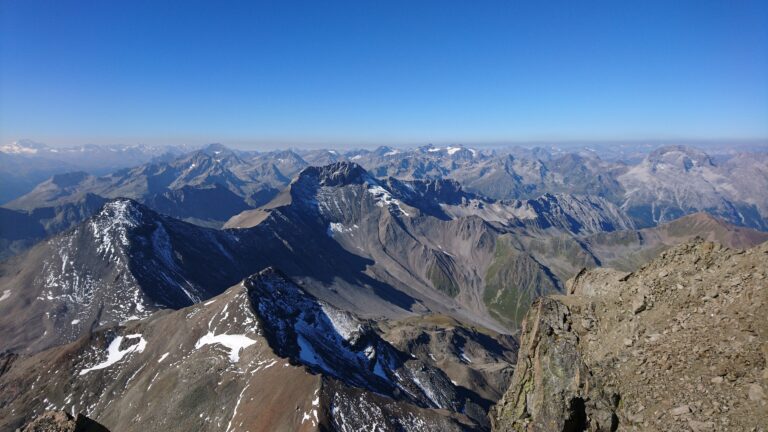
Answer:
[80,334,147,375]
[194,332,257,362]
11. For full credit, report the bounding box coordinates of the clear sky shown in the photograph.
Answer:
[1,0,767,148]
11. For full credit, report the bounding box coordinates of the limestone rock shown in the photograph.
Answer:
[491,240,768,431]
[748,384,765,402]
[19,411,109,432]
[491,297,618,431]
[670,405,691,416]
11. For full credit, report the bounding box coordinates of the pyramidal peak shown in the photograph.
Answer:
[88,199,146,253]
[93,198,146,224]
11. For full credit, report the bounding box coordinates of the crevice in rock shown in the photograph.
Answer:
[562,397,587,432]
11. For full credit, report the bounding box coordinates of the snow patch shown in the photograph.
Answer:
[320,304,362,340]
[412,375,442,408]
[0,141,40,154]
[296,334,328,369]
[79,334,147,375]
[0,290,10,302]
[194,332,256,362]
[327,222,356,237]
[367,185,410,217]
[90,200,141,259]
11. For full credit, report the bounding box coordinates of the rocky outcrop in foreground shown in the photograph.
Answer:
[19,410,109,432]
[492,239,768,431]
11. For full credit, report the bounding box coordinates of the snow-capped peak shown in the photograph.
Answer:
[96,199,143,229]
[89,199,145,258]
[0,139,48,154]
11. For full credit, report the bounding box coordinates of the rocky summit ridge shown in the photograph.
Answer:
[1,268,517,431]
[491,239,768,431]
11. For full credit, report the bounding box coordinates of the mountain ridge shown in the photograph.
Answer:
[1,268,516,431]
[492,239,768,431]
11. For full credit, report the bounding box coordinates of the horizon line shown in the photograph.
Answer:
[6,136,768,151]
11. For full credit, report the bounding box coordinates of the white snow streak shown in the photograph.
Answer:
[79,334,147,375]
[194,332,256,362]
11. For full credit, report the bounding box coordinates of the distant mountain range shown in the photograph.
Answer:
[1,143,766,276]
[344,144,768,230]
[2,162,765,356]
[5,142,766,234]
[1,142,768,431]
[0,140,193,205]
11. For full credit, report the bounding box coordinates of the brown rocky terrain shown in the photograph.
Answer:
[380,314,518,411]
[19,410,109,432]
[492,239,768,431]
[1,268,517,431]
[585,212,768,272]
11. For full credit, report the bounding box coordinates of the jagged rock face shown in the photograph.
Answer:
[0,199,249,353]
[380,315,518,410]
[491,297,619,431]
[492,239,768,431]
[504,193,634,234]
[298,161,370,187]
[378,177,634,235]
[0,269,500,431]
[349,146,626,205]
[245,269,492,422]
[227,163,510,331]
[20,411,110,432]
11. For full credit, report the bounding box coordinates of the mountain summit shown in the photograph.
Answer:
[493,239,768,431]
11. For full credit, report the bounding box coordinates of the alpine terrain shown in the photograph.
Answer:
[1,153,766,431]
[3,2,767,429]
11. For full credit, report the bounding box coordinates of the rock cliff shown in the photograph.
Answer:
[492,239,768,431]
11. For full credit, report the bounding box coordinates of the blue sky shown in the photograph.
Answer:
[1,0,766,148]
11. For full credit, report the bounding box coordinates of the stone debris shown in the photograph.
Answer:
[492,239,768,431]
[670,405,691,416]
[20,410,110,432]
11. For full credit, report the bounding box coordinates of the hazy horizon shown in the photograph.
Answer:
[5,136,768,154]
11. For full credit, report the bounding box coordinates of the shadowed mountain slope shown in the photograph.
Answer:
[1,269,517,431]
